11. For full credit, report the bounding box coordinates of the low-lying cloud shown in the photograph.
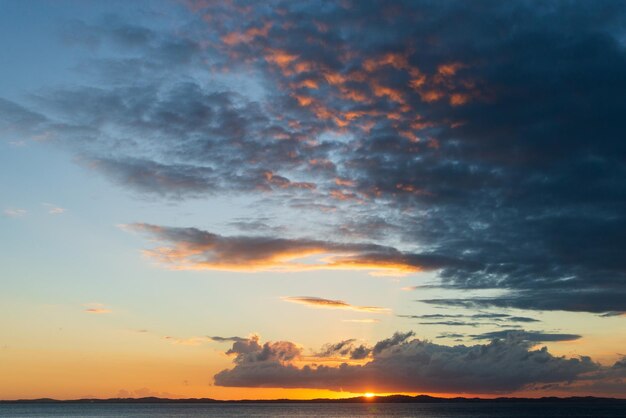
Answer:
[213,331,614,394]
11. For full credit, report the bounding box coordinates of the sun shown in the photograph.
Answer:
[364,392,376,398]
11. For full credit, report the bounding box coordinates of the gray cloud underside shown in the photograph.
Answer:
[471,330,581,342]
[1,1,626,312]
[212,332,622,394]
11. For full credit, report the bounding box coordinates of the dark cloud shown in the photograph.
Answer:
[209,336,248,343]
[436,333,465,339]
[223,335,301,363]
[527,356,626,397]
[398,312,540,325]
[214,331,603,393]
[471,330,582,343]
[1,0,626,314]
[315,339,373,360]
[349,345,371,360]
[84,157,218,198]
[508,316,541,323]
[372,331,415,355]
[317,339,355,357]
[421,290,626,314]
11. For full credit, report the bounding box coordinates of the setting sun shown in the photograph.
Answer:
[364,393,376,398]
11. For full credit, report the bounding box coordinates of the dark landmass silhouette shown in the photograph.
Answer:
[2,395,625,404]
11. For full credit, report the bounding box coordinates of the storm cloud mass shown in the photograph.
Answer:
[2,0,626,315]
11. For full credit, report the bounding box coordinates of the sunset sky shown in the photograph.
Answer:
[1,0,625,400]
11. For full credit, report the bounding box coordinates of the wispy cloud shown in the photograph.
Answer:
[342,319,381,323]
[42,203,66,215]
[398,312,540,326]
[283,296,389,313]
[85,308,111,314]
[3,208,26,218]
[83,303,111,314]
[163,336,208,346]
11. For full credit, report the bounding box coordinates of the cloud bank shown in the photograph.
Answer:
[213,332,620,394]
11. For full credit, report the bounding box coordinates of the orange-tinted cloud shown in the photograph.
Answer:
[334,177,355,187]
[283,296,390,313]
[363,52,410,72]
[265,49,298,70]
[123,223,465,275]
[293,94,314,106]
[438,62,465,77]
[396,183,428,195]
[449,93,470,106]
[329,189,362,202]
[323,71,346,85]
[222,22,272,45]
[263,171,316,190]
[370,81,405,104]
[296,79,319,89]
[419,90,445,102]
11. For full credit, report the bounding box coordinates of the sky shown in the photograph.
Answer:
[0,0,625,400]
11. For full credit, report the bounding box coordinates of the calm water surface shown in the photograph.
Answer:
[1,402,625,418]
[0,402,626,418]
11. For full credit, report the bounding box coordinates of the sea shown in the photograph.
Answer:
[1,402,625,418]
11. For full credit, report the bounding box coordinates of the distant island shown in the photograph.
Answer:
[2,395,625,404]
